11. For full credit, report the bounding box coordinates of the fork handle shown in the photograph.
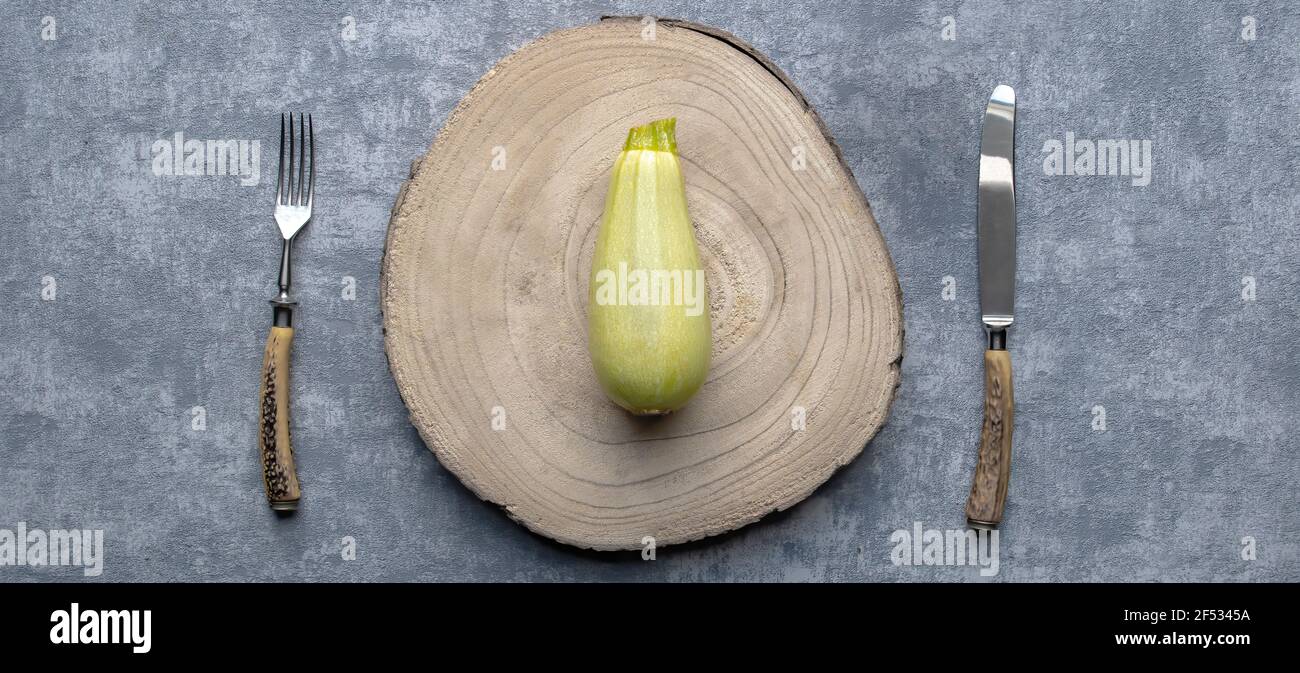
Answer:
[258,308,301,510]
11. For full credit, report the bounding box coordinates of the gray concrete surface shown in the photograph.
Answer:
[2,1,1296,582]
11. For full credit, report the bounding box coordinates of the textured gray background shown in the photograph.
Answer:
[2,0,1296,582]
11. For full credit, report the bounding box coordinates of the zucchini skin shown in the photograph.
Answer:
[588,119,711,415]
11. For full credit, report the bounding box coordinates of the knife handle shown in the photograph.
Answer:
[965,347,1013,528]
[258,311,301,511]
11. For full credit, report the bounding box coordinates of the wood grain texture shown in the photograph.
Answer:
[965,349,1013,527]
[381,17,903,550]
[259,325,301,510]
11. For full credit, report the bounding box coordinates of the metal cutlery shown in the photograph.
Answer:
[258,112,314,511]
[965,85,1016,529]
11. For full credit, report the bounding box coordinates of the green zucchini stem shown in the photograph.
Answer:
[623,117,678,154]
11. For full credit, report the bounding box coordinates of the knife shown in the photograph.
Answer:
[965,85,1016,529]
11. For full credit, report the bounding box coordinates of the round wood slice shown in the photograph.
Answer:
[381,17,903,550]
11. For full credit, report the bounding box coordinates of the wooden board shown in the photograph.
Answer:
[381,17,903,550]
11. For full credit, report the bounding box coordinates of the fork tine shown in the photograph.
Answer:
[306,114,315,209]
[297,112,307,206]
[286,113,293,203]
[276,113,285,205]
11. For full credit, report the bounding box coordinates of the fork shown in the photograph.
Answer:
[258,112,314,511]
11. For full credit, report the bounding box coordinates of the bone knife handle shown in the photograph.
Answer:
[965,348,1013,528]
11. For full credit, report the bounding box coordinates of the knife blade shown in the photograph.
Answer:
[978,84,1016,331]
[966,84,1017,529]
